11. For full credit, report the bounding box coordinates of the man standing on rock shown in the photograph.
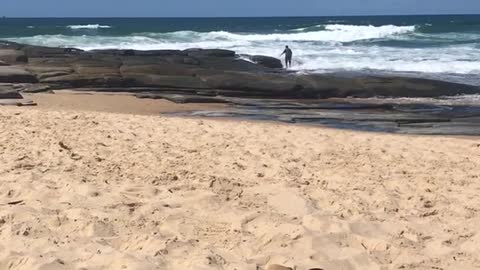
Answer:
[280,45,293,68]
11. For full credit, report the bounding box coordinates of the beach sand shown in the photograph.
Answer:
[23,92,226,115]
[0,96,480,270]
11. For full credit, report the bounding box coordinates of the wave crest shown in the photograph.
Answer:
[6,23,480,76]
[291,24,415,39]
[325,24,415,35]
[67,24,112,30]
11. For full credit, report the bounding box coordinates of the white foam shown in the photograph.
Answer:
[197,24,415,43]
[324,24,415,39]
[6,24,480,77]
[290,24,323,32]
[67,24,112,30]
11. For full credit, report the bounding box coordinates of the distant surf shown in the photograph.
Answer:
[66,24,112,29]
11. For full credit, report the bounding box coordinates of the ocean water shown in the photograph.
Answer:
[1,15,480,85]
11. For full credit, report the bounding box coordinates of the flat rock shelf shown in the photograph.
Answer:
[1,40,480,135]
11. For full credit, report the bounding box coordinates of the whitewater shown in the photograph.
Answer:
[2,16,480,85]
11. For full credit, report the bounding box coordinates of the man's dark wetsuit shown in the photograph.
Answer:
[281,47,293,68]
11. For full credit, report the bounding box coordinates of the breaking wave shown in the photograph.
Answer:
[67,24,112,29]
[5,23,480,78]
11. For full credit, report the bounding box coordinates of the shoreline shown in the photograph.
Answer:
[22,91,227,115]
[1,41,480,135]
[17,91,480,140]
[13,91,480,137]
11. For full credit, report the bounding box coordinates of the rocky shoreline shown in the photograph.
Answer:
[1,40,480,135]
[1,40,480,98]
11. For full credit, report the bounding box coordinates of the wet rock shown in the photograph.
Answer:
[198,57,266,72]
[182,57,200,65]
[41,73,130,88]
[0,41,23,50]
[199,71,302,94]
[21,45,82,57]
[185,48,235,58]
[0,41,478,100]
[92,49,185,57]
[248,55,283,69]
[126,74,209,89]
[298,74,480,98]
[0,83,35,105]
[135,50,186,57]
[120,63,198,76]
[90,49,136,56]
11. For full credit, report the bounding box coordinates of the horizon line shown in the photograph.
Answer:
[2,13,480,19]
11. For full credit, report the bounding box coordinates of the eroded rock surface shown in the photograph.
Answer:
[0,83,36,106]
[0,40,478,99]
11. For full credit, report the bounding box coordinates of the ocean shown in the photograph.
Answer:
[1,15,480,85]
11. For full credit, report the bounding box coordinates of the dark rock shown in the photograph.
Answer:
[297,74,480,98]
[0,83,37,106]
[0,87,22,99]
[120,63,198,76]
[21,45,83,57]
[185,48,235,58]
[36,71,74,81]
[182,57,200,65]
[0,41,478,100]
[196,57,266,72]
[248,55,283,69]
[41,73,130,88]
[19,84,52,93]
[25,63,75,81]
[92,49,186,57]
[120,56,169,66]
[126,74,209,89]
[0,66,38,83]
[0,41,23,50]
[71,57,122,71]
[90,49,136,56]
[199,71,303,95]
[134,50,186,57]
[27,57,77,67]
[72,65,120,76]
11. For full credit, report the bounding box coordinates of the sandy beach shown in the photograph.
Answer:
[1,96,480,270]
[22,92,226,115]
